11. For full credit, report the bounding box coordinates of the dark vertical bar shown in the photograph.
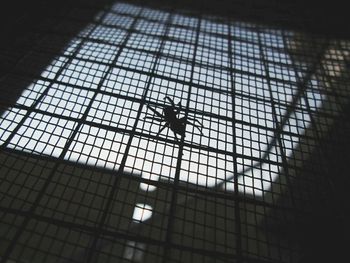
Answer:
[227,19,243,262]
[84,6,175,263]
[161,12,202,263]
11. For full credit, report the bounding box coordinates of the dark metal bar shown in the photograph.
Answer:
[83,5,176,262]
[161,12,202,263]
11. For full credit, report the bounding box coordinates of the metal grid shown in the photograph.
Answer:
[0,1,350,262]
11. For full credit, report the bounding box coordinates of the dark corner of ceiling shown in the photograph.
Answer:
[2,0,350,39]
[0,0,106,60]
[137,0,350,38]
[0,0,107,112]
[0,0,349,63]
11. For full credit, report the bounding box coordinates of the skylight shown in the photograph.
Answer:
[0,2,324,197]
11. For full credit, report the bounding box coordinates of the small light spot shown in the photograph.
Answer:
[132,203,153,222]
[140,183,157,192]
[123,241,145,261]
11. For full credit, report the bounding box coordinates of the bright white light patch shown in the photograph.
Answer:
[139,183,157,192]
[132,203,153,222]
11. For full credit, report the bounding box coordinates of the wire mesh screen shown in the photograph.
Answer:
[0,0,350,262]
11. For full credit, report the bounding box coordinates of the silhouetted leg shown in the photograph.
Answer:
[178,117,203,135]
[186,117,204,128]
[156,123,169,137]
[164,96,183,115]
[175,102,183,115]
[146,104,163,118]
[186,120,203,135]
[164,96,176,108]
[173,132,180,142]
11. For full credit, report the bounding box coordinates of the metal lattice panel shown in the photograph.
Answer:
[0,0,350,262]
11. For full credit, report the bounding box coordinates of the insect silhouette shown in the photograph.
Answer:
[144,96,204,141]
